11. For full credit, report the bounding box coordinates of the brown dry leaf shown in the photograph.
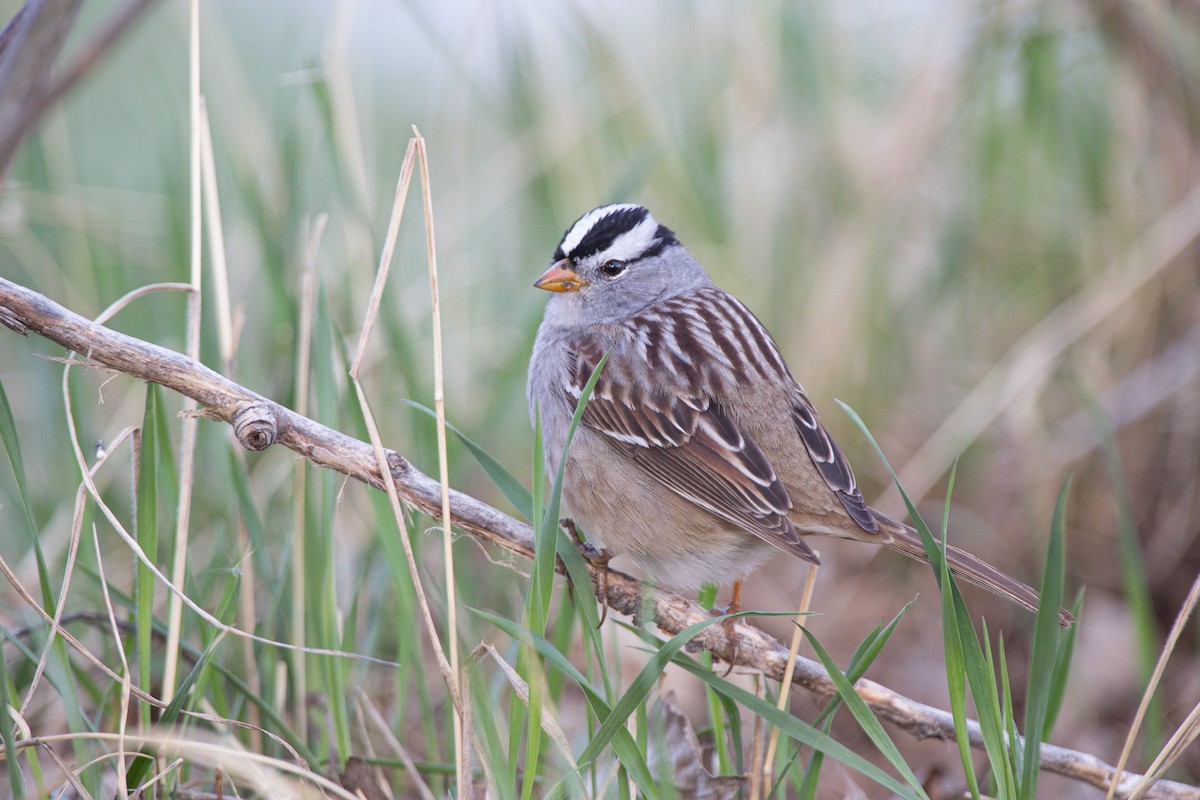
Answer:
[648,690,743,800]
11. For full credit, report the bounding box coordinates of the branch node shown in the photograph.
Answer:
[0,305,28,334]
[387,450,410,476]
[233,402,278,451]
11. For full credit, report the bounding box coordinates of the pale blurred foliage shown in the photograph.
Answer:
[1,0,1199,795]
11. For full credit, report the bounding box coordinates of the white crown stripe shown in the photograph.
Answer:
[559,203,652,260]
[558,203,644,259]
[600,216,661,263]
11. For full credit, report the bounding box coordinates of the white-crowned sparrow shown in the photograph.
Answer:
[529,203,1070,624]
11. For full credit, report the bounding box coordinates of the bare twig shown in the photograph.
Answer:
[0,275,1195,800]
[1083,0,1200,144]
[0,0,160,178]
[0,0,82,174]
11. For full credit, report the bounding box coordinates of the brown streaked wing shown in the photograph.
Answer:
[565,335,820,564]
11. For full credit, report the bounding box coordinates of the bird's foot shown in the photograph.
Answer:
[560,518,614,626]
[710,580,744,677]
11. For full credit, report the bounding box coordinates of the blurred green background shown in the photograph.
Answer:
[1,0,1198,796]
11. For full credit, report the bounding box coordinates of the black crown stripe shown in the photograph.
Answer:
[553,208,681,264]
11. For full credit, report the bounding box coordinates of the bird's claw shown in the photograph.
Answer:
[712,609,741,677]
[560,518,614,626]
[713,580,744,677]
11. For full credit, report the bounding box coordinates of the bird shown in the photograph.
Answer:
[528,202,1072,627]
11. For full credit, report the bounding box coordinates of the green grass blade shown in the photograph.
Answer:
[840,405,1017,796]
[792,601,915,795]
[837,402,949,576]
[575,611,742,769]
[0,378,43,597]
[1045,589,1084,738]
[474,608,658,798]
[802,629,929,798]
[661,648,921,800]
[996,632,1021,774]
[521,355,607,798]
[955,587,1016,796]
[1087,398,1161,754]
[401,398,533,521]
[519,408,545,798]
[812,599,914,730]
[696,583,733,774]
[0,628,25,799]
[135,384,161,739]
[933,465,980,798]
[554,526,614,698]
[1020,478,1070,798]
[531,353,607,630]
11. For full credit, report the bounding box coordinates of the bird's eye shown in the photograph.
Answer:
[600,259,627,278]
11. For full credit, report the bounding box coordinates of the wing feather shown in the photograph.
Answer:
[791,393,877,532]
[566,334,819,564]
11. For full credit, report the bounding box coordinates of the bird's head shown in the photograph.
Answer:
[534,203,709,327]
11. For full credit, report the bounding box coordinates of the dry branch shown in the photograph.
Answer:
[0,275,1195,800]
[0,0,160,178]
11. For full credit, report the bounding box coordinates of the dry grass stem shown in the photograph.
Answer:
[761,557,821,791]
[412,127,465,796]
[200,100,236,374]
[15,426,130,719]
[468,642,579,771]
[91,519,133,798]
[346,130,466,792]
[348,141,416,379]
[351,687,437,800]
[163,2,205,702]
[1109,574,1200,799]
[1124,576,1200,799]
[14,732,361,800]
[746,674,767,800]
[884,179,1200,509]
[91,283,195,324]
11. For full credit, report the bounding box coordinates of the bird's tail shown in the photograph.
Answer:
[874,514,1075,627]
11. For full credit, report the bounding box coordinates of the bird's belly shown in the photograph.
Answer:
[561,432,779,591]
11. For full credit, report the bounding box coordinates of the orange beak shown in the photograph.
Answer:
[534,258,587,293]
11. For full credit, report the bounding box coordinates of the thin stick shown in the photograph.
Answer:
[1124,575,1200,800]
[343,133,462,728]
[411,127,464,798]
[55,286,395,666]
[746,673,766,800]
[91,521,133,798]
[0,0,159,177]
[16,426,129,720]
[202,108,235,376]
[1133,704,1200,800]
[761,558,820,792]
[162,0,202,703]
[348,144,417,379]
[1109,574,1200,800]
